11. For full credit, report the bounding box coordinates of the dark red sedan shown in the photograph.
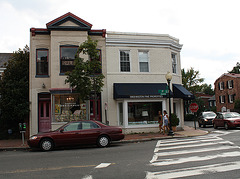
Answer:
[213,112,240,130]
[28,120,124,151]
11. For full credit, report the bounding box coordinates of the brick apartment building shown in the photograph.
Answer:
[214,73,240,112]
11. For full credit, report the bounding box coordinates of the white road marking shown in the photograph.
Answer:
[156,136,215,146]
[150,145,239,163]
[154,140,232,152]
[95,163,112,169]
[146,161,240,179]
[82,175,93,179]
[156,137,222,147]
[152,151,240,166]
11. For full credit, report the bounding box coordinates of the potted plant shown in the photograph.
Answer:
[171,113,180,131]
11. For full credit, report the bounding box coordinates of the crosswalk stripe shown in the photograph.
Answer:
[157,136,216,145]
[150,145,239,163]
[156,137,223,147]
[146,161,240,179]
[152,151,240,166]
[154,140,232,152]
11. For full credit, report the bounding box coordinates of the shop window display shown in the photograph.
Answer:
[54,94,86,122]
[128,102,162,125]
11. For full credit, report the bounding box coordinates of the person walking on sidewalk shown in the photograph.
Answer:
[158,111,163,133]
[163,110,169,135]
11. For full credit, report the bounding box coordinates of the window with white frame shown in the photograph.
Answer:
[172,53,177,74]
[227,80,233,89]
[138,51,149,72]
[120,50,130,72]
[228,94,235,103]
[219,95,225,103]
[219,82,224,90]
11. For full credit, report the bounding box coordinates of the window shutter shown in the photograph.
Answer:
[219,96,221,103]
[228,95,230,103]
[232,80,234,88]
[218,82,220,90]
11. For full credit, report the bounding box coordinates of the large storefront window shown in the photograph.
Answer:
[53,94,86,122]
[128,102,162,125]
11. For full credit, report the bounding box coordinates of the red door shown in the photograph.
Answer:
[39,98,51,132]
[90,99,101,121]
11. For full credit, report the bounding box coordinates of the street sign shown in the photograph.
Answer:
[158,89,168,95]
[189,103,199,113]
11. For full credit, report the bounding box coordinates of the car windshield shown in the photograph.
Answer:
[223,112,240,119]
[203,113,216,118]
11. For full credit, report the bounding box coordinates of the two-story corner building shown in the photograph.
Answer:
[105,32,194,133]
[29,12,107,136]
[215,73,240,112]
[29,12,193,136]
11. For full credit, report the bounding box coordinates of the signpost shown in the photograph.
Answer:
[158,89,168,96]
[189,103,199,129]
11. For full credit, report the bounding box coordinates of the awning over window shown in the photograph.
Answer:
[173,84,194,100]
[114,83,171,99]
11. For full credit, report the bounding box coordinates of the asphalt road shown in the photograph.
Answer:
[1,122,240,179]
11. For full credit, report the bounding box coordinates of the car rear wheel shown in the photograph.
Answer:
[40,138,54,151]
[213,123,218,129]
[224,123,229,130]
[97,135,110,147]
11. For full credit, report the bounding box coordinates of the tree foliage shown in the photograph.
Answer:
[65,37,105,102]
[201,83,214,95]
[0,46,29,138]
[229,62,240,74]
[181,67,204,94]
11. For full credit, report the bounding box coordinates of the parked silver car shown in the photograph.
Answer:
[198,111,216,127]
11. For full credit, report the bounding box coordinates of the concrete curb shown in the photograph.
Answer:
[0,128,209,151]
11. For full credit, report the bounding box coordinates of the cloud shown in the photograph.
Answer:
[1,0,240,86]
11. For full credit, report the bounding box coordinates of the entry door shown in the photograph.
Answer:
[90,99,101,121]
[39,100,51,132]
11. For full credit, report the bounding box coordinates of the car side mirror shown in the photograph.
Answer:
[60,129,64,133]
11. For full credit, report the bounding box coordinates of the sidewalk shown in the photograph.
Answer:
[0,126,208,151]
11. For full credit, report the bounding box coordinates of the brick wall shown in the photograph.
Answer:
[215,74,240,112]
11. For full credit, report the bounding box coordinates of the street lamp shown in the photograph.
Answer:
[165,71,174,136]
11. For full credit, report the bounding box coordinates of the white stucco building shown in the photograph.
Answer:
[29,12,193,136]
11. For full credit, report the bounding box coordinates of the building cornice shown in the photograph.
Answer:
[106,37,182,51]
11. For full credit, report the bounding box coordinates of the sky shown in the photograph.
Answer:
[1,0,240,87]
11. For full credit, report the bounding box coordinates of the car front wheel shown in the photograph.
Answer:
[40,138,54,151]
[224,123,229,130]
[97,135,110,147]
[213,123,218,129]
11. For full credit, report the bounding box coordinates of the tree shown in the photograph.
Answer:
[234,99,240,113]
[182,67,204,95]
[0,46,29,138]
[65,37,105,120]
[229,62,240,74]
[201,83,214,95]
